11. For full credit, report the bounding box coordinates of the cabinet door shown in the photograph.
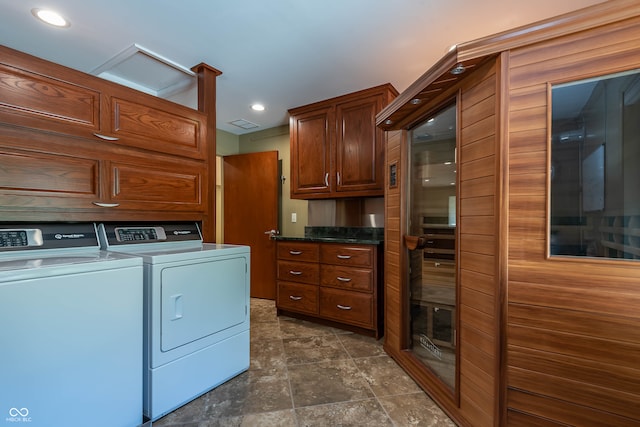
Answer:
[335,94,384,195]
[0,62,101,137]
[290,106,333,198]
[109,96,206,160]
[108,158,206,212]
[0,147,101,209]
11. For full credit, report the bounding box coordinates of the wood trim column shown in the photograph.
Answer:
[192,63,222,242]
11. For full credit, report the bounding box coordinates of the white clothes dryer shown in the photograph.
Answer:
[0,223,143,427]
[98,222,250,421]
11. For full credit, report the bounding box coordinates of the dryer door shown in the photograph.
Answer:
[160,256,247,352]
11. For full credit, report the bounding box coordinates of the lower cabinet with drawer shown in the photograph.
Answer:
[276,240,383,338]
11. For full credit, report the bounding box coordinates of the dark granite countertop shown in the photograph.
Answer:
[274,226,384,245]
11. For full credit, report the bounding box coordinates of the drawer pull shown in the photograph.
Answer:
[427,240,434,244]
[289,295,303,301]
[93,133,119,141]
[288,270,302,276]
[337,276,352,282]
[92,202,120,208]
[289,250,303,255]
[435,262,441,267]
[337,255,352,260]
[337,304,352,310]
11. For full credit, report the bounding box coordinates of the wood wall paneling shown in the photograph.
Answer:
[506,14,640,424]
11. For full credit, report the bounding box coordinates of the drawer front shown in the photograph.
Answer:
[277,260,319,285]
[277,241,320,262]
[319,287,373,328]
[320,244,373,267]
[277,281,318,315]
[320,265,372,292]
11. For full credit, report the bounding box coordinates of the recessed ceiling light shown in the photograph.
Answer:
[31,8,70,27]
[251,103,265,111]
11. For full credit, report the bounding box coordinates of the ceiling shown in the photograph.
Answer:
[0,0,605,135]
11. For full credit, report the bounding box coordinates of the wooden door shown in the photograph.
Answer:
[223,151,279,299]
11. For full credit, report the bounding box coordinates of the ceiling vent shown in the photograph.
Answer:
[229,119,260,130]
[92,43,195,98]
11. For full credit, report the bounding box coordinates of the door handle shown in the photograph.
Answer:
[264,229,279,239]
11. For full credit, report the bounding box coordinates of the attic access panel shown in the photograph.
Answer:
[92,43,195,98]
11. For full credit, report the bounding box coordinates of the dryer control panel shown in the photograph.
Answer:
[115,227,167,242]
[99,222,203,248]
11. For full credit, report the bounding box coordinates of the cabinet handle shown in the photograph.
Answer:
[427,240,434,244]
[289,295,302,301]
[337,304,352,310]
[289,270,302,276]
[93,133,119,141]
[113,168,120,196]
[435,262,441,267]
[337,255,352,260]
[92,202,120,208]
[337,172,340,186]
[337,276,352,282]
[289,250,302,255]
[324,173,329,187]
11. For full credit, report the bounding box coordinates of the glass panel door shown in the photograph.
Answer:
[407,103,457,391]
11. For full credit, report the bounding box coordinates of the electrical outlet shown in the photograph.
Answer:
[291,212,297,223]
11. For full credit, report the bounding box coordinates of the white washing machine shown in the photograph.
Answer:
[0,222,143,427]
[98,222,250,421]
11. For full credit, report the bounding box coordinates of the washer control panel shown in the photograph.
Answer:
[0,229,42,248]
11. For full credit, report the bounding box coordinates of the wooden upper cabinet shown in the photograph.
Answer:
[0,45,206,160]
[107,157,206,212]
[289,84,397,199]
[107,92,206,160]
[335,95,385,193]
[0,60,101,136]
[0,45,214,221]
[289,106,333,196]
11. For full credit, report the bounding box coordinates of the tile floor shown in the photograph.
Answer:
[153,298,456,426]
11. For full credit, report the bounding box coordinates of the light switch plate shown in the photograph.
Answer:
[291,212,297,223]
